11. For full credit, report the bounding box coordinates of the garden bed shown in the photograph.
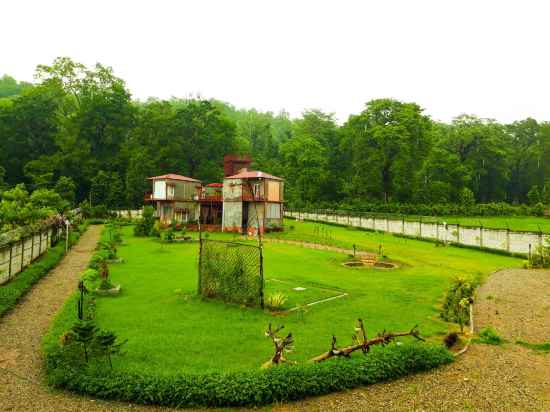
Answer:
[42,221,523,407]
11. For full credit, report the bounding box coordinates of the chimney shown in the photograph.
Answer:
[224,154,251,177]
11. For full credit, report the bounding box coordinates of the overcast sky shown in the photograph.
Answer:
[2,0,550,123]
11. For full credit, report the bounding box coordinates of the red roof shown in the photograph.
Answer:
[147,174,201,183]
[225,170,283,181]
[207,183,224,187]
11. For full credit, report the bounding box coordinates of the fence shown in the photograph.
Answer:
[285,209,549,256]
[198,239,264,308]
[112,210,143,219]
[0,224,64,285]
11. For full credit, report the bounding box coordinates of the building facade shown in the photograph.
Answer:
[147,156,284,233]
[145,174,201,224]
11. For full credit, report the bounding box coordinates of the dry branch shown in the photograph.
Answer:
[261,323,295,368]
[309,318,424,363]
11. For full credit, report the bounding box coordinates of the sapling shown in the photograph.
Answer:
[95,330,127,368]
[71,321,97,363]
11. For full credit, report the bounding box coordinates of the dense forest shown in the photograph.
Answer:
[1,58,549,217]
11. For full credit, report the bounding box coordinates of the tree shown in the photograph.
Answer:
[527,185,542,205]
[459,187,476,207]
[54,176,77,205]
[343,99,432,202]
[0,74,32,98]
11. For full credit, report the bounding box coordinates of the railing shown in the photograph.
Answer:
[0,223,64,285]
[285,209,549,256]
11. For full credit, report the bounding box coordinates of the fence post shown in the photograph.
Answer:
[8,243,13,280]
[480,226,484,248]
[402,217,405,235]
[197,237,203,295]
[31,233,35,261]
[419,217,422,238]
[456,223,460,244]
[259,245,264,309]
[20,238,25,272]
[506,228,510,253]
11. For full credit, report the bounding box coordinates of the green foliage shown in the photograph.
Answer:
[44,342,452,407]
[54,176,77,205]
[527,185,542,205]
[474,327,504,345]
[94,330,127,368]
[516,340,550,352]
[71,321,98,363]
[133,206,155,237]
[440,276,475,331]
[266,292,287,311]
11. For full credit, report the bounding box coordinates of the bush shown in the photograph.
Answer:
[440,276,476,331]
[0,224,85,317]
[134,206,155,237]
[44,342,452,408]
[474,327,504,345]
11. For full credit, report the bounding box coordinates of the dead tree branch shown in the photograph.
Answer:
[310,319,424,363]
[261,323,295,368]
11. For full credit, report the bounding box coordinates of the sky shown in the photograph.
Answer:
[2,0,550,124]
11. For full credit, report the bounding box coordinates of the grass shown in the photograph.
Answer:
[415,215,550,233]
[46,220,521,375]
[473,326,505,345]
[516,340,550,352]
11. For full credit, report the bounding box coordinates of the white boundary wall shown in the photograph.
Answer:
[286,210,548,256]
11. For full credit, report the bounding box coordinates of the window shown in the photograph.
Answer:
[266,203,281,219]
[167,184,175,199]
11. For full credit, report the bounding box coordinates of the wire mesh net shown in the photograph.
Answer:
[198,239,263,308]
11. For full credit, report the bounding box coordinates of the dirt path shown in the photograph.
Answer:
[0,225,172,412]
[280,268,550,411]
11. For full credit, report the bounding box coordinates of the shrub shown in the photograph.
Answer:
[134,206,155,237]
[266,292,287,311]
[44,342,453,408]
[440,276,476,331]
[474,327,504,345]
[443,332,459,348]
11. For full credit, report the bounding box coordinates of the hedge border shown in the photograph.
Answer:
[44,342,453,408]
[0,221,89,317]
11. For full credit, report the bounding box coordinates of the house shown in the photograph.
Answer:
[222,167,284,235]
[146,155,284,234]
[145,174,201,224]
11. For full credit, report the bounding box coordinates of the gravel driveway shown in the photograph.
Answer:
[280,269,550,411]
[0,228,548,411]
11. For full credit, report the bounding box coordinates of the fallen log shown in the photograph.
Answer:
[309,318,424,363]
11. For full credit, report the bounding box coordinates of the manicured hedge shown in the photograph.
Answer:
[0,222,88,317]
[44,342,452,408]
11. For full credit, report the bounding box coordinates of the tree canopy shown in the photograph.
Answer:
[1,57,549,214]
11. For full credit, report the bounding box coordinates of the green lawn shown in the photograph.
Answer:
[48,221,521,375]
[415,215,550,233]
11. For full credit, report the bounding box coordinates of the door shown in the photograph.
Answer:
[242,202,249,233]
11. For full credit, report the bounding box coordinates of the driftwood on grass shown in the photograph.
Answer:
[309,318,424,363]
[261,323,295,369]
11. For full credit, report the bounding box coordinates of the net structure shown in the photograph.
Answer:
[198,239,264,308]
